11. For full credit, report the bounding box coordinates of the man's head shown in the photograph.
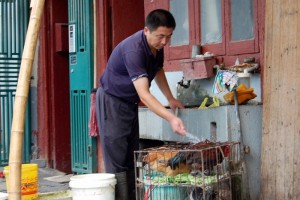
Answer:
[145,9,176,32]
[144,9,176,51]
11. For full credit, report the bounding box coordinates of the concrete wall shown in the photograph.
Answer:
[150,71,262,107]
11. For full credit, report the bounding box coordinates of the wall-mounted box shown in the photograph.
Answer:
[181,57,216,80]
[55,23,69,53]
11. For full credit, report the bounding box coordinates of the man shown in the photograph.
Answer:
[96,9,186,200]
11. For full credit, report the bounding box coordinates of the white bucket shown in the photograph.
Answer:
[69,173,117,200]
[0,192,8,200]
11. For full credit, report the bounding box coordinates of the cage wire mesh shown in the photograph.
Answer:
[134,140,242,200]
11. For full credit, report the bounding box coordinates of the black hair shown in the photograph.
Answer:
[145,9,176,32]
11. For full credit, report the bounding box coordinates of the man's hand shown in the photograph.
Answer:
[169,115,186,136]
[168,98,184,112]
[133,76,187,136]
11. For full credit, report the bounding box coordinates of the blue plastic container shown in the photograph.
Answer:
[144,184,187,200]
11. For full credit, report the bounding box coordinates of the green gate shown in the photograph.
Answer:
[68,0,97,173]
[0,0,31,167]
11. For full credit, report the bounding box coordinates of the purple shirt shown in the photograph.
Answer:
[100,30,164,103]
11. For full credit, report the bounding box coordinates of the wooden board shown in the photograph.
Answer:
[261,0,300,199]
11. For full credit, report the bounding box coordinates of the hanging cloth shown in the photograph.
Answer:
[88,90,99,137]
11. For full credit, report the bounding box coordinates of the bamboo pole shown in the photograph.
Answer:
[8,0,45,199]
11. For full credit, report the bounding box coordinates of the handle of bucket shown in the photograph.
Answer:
[143,185,155,200]
[109,184,115,190]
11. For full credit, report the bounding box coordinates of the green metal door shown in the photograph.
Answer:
[0,0,31,167]
[68,0,97,173]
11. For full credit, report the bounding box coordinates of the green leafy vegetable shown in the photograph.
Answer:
[145,173,218,186]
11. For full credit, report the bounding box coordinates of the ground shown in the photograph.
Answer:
[0,167,72,199]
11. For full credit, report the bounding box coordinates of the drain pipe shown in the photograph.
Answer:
[233,90,250,200]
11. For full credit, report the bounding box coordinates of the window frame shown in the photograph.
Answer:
[165,1,196,61]
[225,0,259,55]
[154,0,259,62]
[196,0,226,56]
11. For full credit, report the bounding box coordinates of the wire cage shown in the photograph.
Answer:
[134,140,242,200]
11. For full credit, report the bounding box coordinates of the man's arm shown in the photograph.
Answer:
[133,76,186,135]
[154,68,184,111]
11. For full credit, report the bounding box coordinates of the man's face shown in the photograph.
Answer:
[144,26,174,51]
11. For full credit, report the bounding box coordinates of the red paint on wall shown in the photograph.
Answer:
[96,0,145,81]
[95,0,144,172]
[38,0,71,173]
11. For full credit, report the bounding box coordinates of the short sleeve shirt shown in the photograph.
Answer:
[100,30,164,103]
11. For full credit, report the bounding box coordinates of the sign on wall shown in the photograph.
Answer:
[68,24,76,53]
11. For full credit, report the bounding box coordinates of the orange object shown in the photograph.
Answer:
[223,84,257,104]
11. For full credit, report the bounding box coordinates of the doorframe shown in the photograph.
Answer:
[38,0,71,173]
[95,0,145,172]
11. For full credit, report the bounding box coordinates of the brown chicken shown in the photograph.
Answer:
[142,145,190,176]
[167,140,231,175]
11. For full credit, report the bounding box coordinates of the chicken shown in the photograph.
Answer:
[189,186,217,200]
[142,145,190,176]
[167,140,231,175]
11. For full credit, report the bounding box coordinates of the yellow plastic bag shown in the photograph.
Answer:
[209,97,220,108]
[199,97,208,109]
[199,97,220,109]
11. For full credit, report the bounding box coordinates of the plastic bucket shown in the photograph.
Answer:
[4,164,38,200]
[69,173,117,200]
[0,192,8,200]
